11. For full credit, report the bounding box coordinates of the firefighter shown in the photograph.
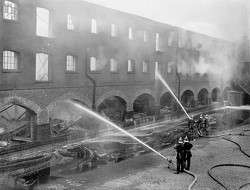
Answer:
[183,136,193,170]
[174,137,185,174]
[202,114,209,136]
[196,114,203,136]
[188,115,195,140]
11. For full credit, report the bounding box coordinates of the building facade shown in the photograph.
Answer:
[0,0,237,140]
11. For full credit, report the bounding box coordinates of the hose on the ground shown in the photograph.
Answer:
[206,131,250,190]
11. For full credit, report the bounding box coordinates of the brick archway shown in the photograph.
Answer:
[96,90,129,109]
[47,92,92,115]
[2,96,42,114]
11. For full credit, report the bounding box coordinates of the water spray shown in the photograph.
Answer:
[67,100,172,162]
[155,71,191,120]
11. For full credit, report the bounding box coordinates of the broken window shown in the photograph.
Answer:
[3,0,18,20]
[156,33,160,51]
[3,50,18,70]
[143,31,149,42]
[128,27,133,40]
[67,55,76,71]
[67,14,75,30]
[127,59,135,72]
[111,24,117,37]
[91,19,97,33]
[142,61,149,73]
[110,58,118,72]
[167,62,174,74]
[168,31,175,46]
[36,53,49,81]
[36,7,50,37]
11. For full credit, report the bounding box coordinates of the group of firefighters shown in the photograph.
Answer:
[173,114,209,174]
[188,114,209,140]
[174,136,193,174]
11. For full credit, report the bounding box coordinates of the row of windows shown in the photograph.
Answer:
[3,0,214,52]
[2,51,175,82]
[2,1,176,49]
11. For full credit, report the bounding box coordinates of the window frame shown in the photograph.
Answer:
[168,31,175,47]
[111,23,117,37]
[36,7,50,37]
[3,0,18,21]
[67,14,75,30]
[128,27,133,40]
[35,53,50,82]
[90,56,101,73]
[2,50,19,71]
[142,60,149,74]
[143,31,149,42]
[110,58,119,73]
[127,59,135,73]
[66,55,77,72]
[91,19,98,34]
[155,33,160,51]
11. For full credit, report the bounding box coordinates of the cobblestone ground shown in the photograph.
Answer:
[25,124,249,190]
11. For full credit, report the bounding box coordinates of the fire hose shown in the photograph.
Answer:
[205,131,250,190]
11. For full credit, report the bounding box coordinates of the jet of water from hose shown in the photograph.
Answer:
[67,100,172,162]
[155,71,191,120]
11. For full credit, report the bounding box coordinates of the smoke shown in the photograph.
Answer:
[178,39,243,83]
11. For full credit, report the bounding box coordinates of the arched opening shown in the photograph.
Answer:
[160,92,173,108]
[49,100,96,138]
[197,88,209,106]
[133,93,155,117]
[211,88,221,102]
[0,103,36,145]
[223,87,231,101]
[98,96,127,123]
[181,90,195,108]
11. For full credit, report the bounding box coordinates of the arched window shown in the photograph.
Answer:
[36,7,50,37]
[3,0,18,20]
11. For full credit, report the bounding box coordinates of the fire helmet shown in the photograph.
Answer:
[178,137,183,143]
[184,136,189,142]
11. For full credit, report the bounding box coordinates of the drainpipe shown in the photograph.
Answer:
[85,32,96,111]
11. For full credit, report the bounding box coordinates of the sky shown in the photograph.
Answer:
[84,0,248,42]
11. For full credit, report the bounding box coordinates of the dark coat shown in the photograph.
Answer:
[188,119,195,129]
[184,142,193,158]
[174,143,184,160]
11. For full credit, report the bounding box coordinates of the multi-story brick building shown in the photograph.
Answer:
[0,0,240,140]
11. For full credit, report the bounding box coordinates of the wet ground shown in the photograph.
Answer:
[1,108,250,190]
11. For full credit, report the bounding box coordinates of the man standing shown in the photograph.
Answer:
[174,137,184,174]
[196,114,203,136]
[188,115,195,140]
[183,136,193,170]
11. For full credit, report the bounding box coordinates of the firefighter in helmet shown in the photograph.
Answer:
[183,136,193,170]
[174,137,185,174]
